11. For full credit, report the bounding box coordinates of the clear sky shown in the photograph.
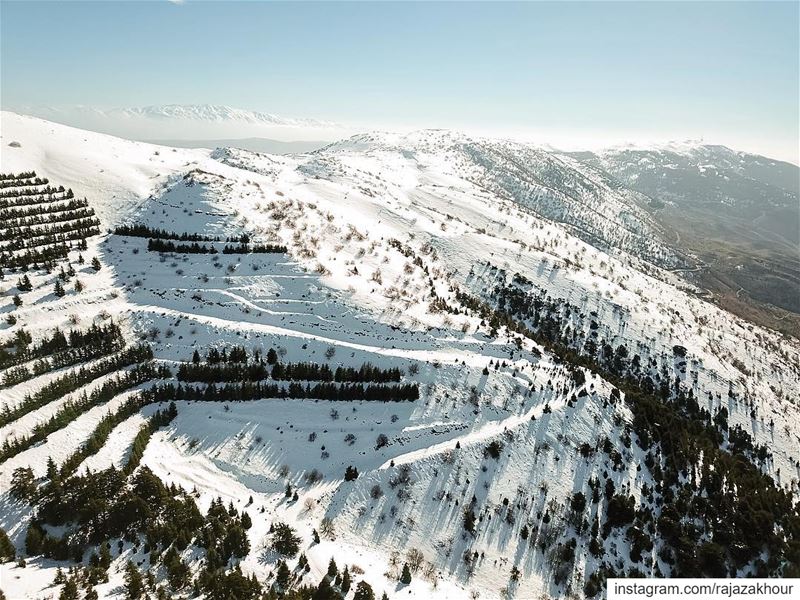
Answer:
[1,1,798,162]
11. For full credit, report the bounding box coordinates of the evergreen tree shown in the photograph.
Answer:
[241,511,252,529]
[58,578,79,600]
[266,348,278,365]
[46,457,58,481]
[124,561,144,599]
[12,295,22,308]
[91,256,102,271]
[10,467,35,501]
[99,541,112,570]
[312,576,338,600]
[0,528,14,563]
[54,279,65,297]
[17,275,32,291]
[400,563,412,585]
[270,522,301,556]
[275,560,290,589]
[341,568,351,594]
[327,557,338,578]
[25,524,42,555]
[353,581,376,600]
[463,508,476,535]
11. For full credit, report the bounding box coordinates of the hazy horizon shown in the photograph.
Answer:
[1,1,799,163]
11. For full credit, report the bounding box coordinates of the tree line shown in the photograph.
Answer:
[0,175,49,188]
[1,197,87,220]
[146,238,286,254]
[144,380,419,403]
[0,322,124,370]
[0,188,74,210]
[2,206,95,231]
[0,171,40,181]
[471,266,800,581]
[57,392,152,478]
[1,218,100,249]
[0,362,171,462]
[0,328,126,388]
[0,344,151,427]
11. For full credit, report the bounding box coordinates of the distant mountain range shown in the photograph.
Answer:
[8,103,347,144]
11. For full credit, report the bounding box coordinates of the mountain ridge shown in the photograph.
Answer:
[1,112,799,599]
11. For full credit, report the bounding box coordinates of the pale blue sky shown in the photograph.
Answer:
[1,1,798,161]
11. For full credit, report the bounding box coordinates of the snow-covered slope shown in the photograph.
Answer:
[1,112,798,600]
[10,104,347,145]
[0,111,209,226]
[313,131,678,266]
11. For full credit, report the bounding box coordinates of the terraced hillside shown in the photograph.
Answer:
[1,113,799,600]
[0,172,100,269]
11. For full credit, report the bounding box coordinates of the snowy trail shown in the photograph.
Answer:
[131,302,498,367]
[78,411,150,474]
[379,383,578,469]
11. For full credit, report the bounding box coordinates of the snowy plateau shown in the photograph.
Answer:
[0,111,798,600]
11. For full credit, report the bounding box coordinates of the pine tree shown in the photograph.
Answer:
[74,279,84,293]
[0,528,14,563]
[266,348,278,365]
[99,541,112,570]
[10,467,36,501]
[463,508,476,535]
[46,457,58,482]
[344,465,359,481]
[353,581,376,600]
[400,563,412,584]
[54,279,65,297]
[275,560,290,589]
[313,576,338,600]
[58,578,79,600]
[270,522,301,556]
[12,295,22,308]
[25,524,43,555]
[341,568,351,594]
[91,256,101,271]
[327,557,338,578]
[124,561,144,599]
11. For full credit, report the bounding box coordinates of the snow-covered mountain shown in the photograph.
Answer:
[312,130,677,266]
[106,104,339,129]
[9,104,347,144]
[1,112,798,600]
[568,144,800,330]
